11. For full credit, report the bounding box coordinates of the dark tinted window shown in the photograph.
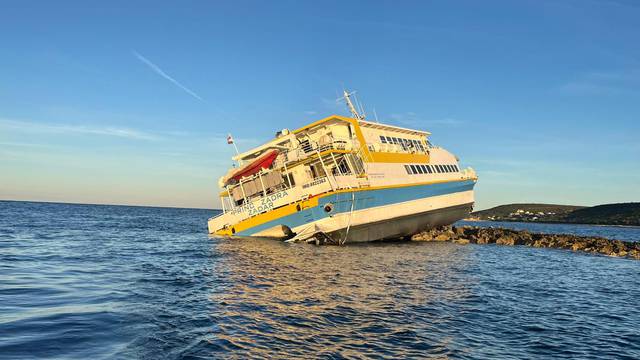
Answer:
[416,164,424,174]
[404,165,412,174]
[410,165,418,174]
[380,136,387,143]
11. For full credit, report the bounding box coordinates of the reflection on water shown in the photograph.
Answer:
[1,201,639,359]
[209,238,477,358]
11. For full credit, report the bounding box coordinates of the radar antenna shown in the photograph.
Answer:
[338,90,366,121]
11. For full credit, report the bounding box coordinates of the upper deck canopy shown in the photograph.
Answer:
[358,120,431,136]
[233,115,431,162]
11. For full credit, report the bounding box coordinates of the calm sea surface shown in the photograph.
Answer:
[1,201,639,359]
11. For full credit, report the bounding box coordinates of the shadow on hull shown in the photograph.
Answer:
[325,203,474,244]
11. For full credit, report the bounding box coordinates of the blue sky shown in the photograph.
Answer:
[1,0,639,209]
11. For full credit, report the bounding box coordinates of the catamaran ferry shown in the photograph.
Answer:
[208,91,477,244]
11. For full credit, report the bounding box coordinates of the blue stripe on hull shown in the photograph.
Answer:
[237,179,475,236]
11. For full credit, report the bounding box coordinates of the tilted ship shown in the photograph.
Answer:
[208,91,477,244]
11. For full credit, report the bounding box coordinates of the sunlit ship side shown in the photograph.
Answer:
[208,92,477,244]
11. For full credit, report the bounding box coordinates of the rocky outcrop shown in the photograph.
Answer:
[411,226,640,260]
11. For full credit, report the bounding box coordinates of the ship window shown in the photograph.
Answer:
[451,165,456,172]
[454,165,459,172]
[380,136,387,143]
[416,164,424,174]
[426,165,432,174]
[420,165,428,173]
[385,136,392,143]
[445,165,451,172]
[405,165,412,174]
[410,165,418,174]
[285,173,296,186]
[300,139,313,153]
[436,165,442,173]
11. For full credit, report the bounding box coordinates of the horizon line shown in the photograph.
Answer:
[0,198,220,211]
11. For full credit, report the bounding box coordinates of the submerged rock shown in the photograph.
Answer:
[411,225,640,260]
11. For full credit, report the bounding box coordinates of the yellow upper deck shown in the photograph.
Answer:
[234,115,431,164]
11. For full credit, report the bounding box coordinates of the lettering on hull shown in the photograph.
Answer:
[231,190,289,217]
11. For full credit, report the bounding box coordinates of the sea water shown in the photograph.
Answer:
[1,201,639,359]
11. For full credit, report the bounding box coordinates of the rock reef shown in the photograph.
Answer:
[411,225,640,260]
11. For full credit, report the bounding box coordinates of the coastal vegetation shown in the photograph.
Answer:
[470,202,640,226]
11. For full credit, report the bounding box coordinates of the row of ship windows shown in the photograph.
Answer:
[379,136,426,151]
[405,164,459,175]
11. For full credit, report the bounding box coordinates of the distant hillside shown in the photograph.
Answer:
[562,203,640,226]
[470,203,640,226]
[471,204,584,221]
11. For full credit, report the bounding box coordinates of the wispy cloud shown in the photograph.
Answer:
[132,50,203,101]
[0,118,161,141]
[558,68,640,96]
[321,97,344,112]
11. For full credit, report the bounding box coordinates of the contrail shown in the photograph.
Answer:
[132,50,203,101]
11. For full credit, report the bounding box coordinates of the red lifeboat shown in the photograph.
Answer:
[223,149,279,186]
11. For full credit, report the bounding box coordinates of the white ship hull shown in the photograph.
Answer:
[208,112,478,244]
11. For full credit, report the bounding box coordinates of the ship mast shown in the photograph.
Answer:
[340,90,366,121]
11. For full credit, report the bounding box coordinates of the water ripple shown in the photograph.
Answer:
[1,201,639,359]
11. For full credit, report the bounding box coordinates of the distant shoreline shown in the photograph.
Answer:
[462,218,640,229]
[0,199,219,212]
[470,203,640,227]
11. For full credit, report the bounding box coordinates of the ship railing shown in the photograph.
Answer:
[210,170,365,225]
[461,167,477,180]
[210,174,341,227]
[369,142,431,155]
[281,139,360,166]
